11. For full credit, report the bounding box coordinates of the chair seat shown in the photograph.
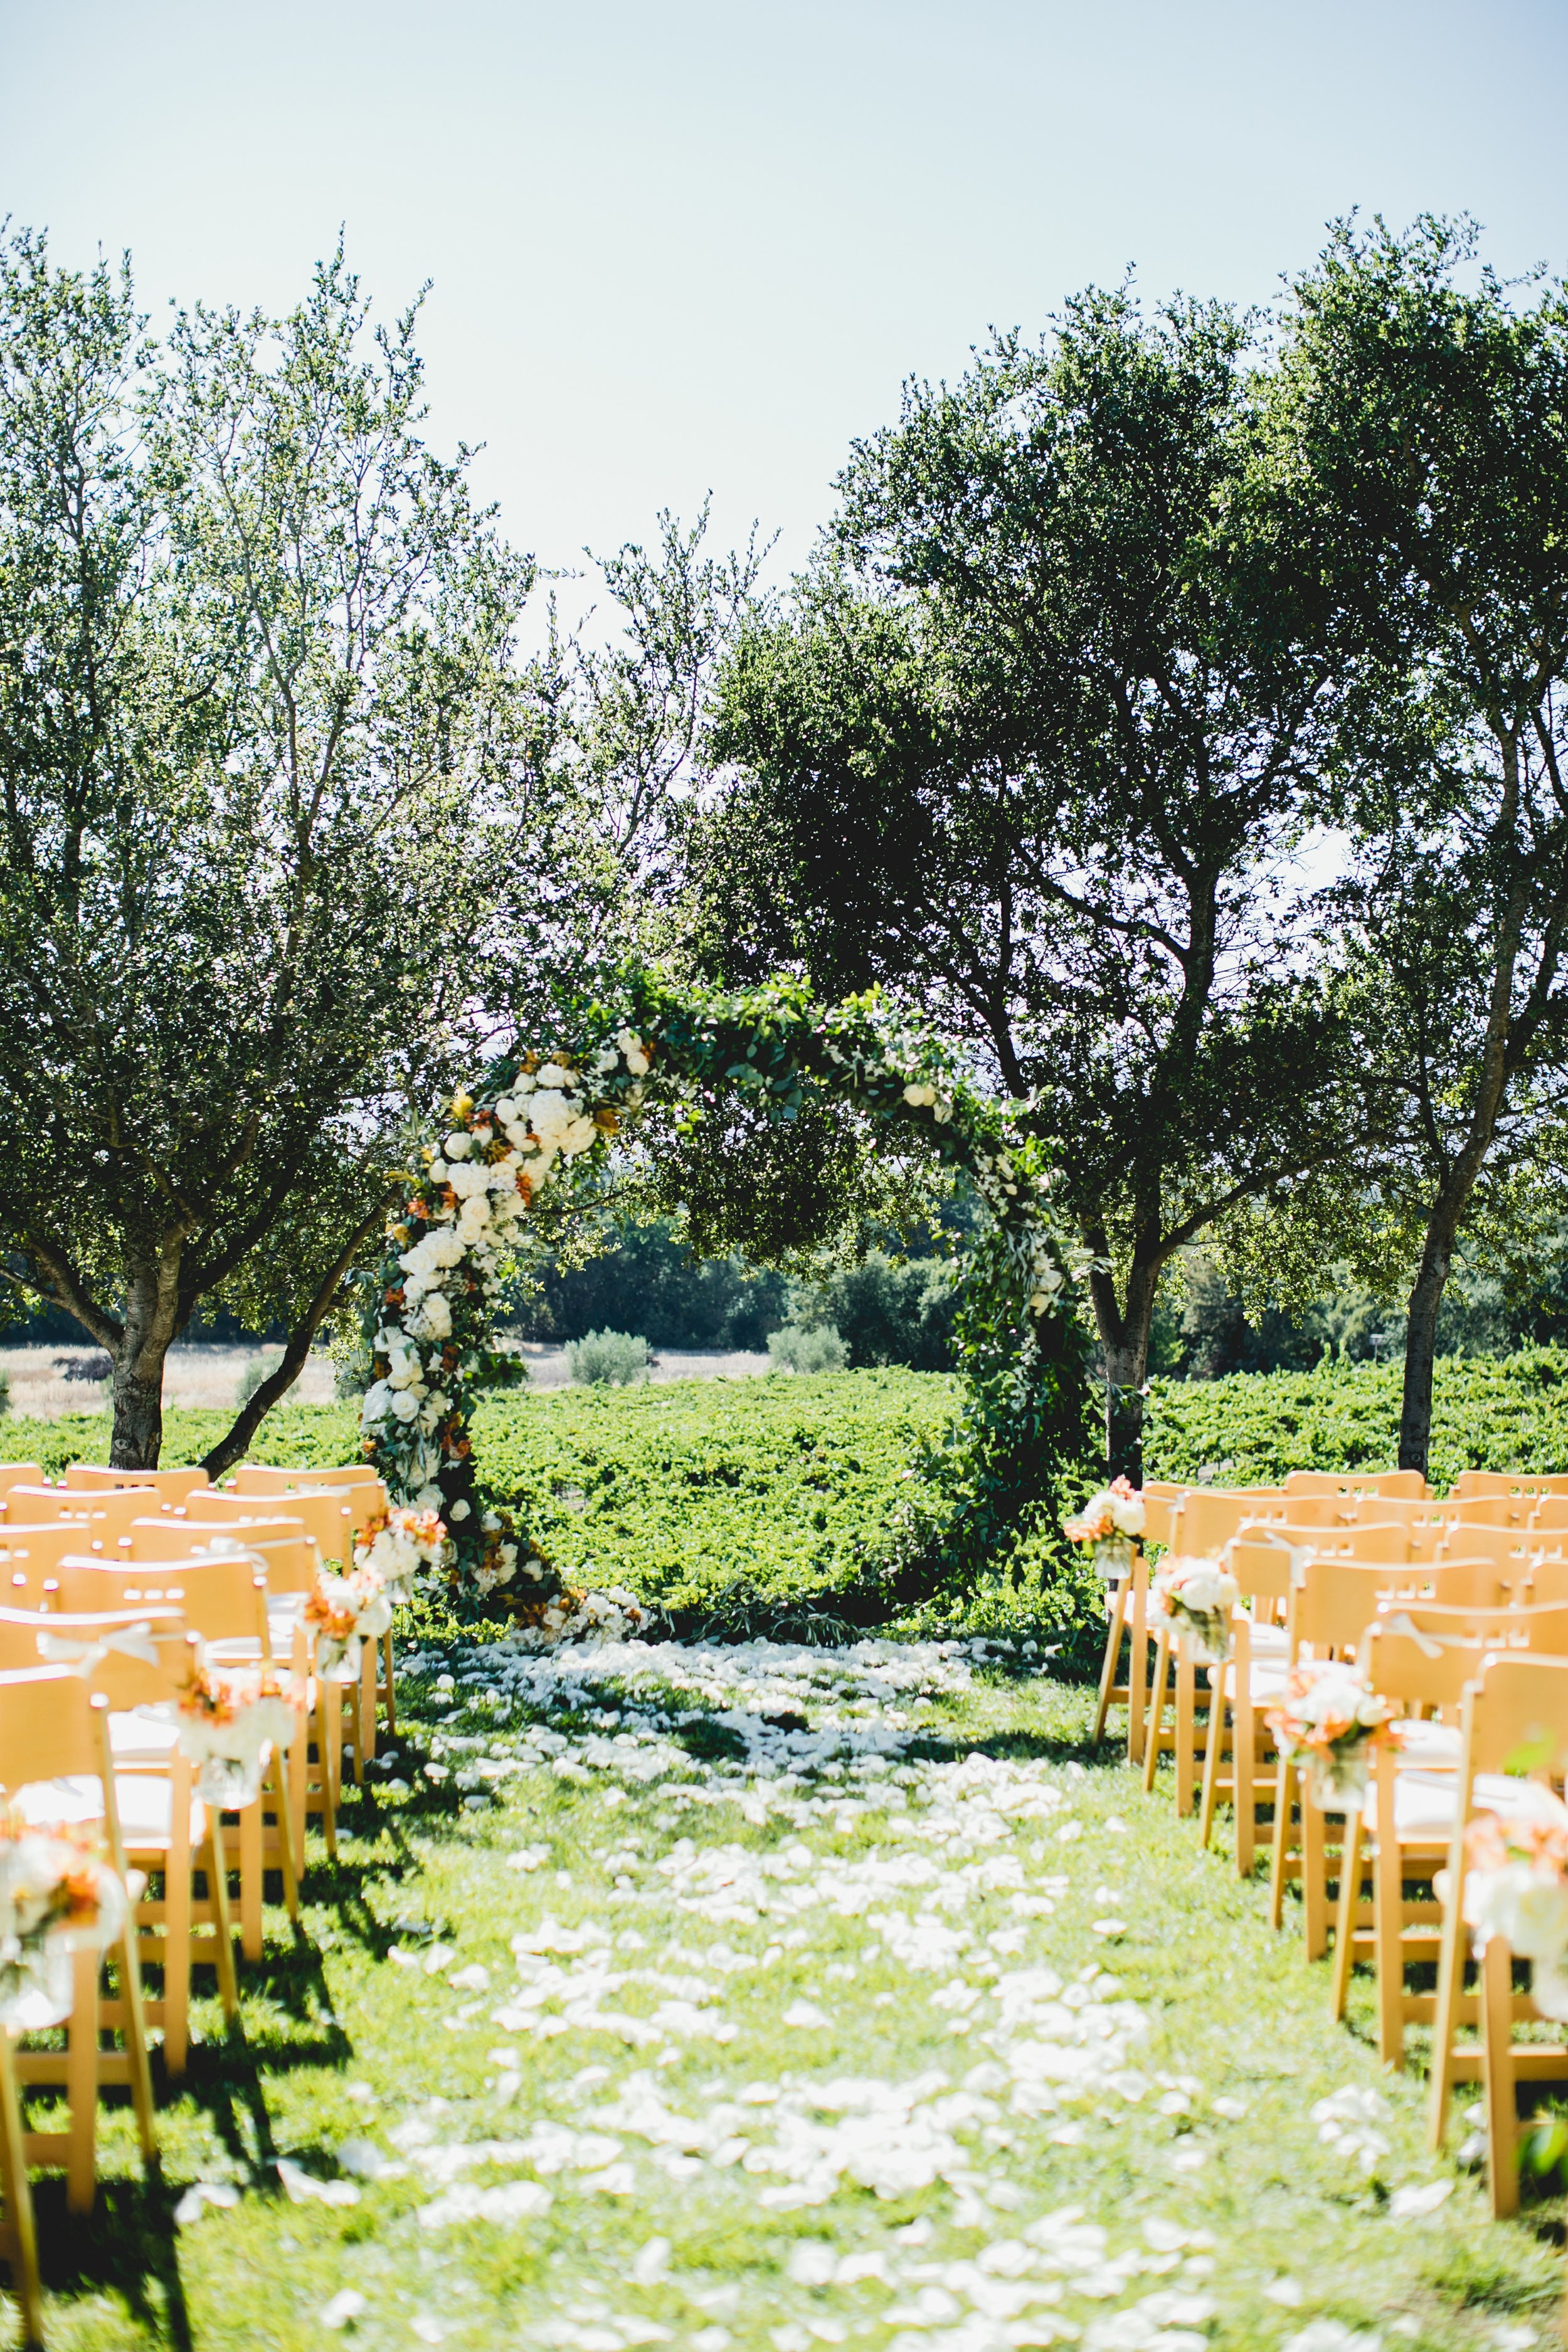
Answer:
[1247,1622,1291,1656]
[1362,1767,1560,1843]
[15,1773,208,1850]
[109,1709,180,1764]
[1394,1719,1462,1769]
[1215,1658,1291,1702]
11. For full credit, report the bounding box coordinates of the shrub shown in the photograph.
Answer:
[236,1353,301,1409]
[798,1253,958,1370]
[768,1323,849,1374]
[1145,1348,1568,1492]
[566,1329,651,1387]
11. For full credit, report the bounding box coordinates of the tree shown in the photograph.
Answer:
[0,231,558,1470]
[704,290,1351,1476]
[1276,218,1568,1475]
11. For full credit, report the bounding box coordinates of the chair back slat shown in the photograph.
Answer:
[61,1465,211,1502]
[0,1666,115,1794]
[0,1465,45,1498]
[181,1489,354,1564]
[1460,1654,1568,1779]
[51,1555,269,1645]
[126,1516,308,1563]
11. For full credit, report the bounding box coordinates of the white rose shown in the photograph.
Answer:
[361,1380,391,1424]
[415,1484,443,1512]
[457,1198,490,1243]
[386,1353,421,1389]
[429,1229,465,1268]
[494,1096,517,1122]
[391,1391,420,1423]
[445,1131,472,1158]
[428,1157,448,1182]
[449,1498,470,1522]
[537,1062,573,1088]
[447,1160,490,1200]
[1111,1493,1146,1535]
[414,1293,452,1340]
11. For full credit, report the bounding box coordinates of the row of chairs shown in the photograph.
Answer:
[0,1457,400,2345]
[1098,1468,1568,2223]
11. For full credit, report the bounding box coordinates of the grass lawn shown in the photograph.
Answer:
[26,1639,1563,2351]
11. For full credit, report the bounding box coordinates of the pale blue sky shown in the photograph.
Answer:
[4,1,1565,582]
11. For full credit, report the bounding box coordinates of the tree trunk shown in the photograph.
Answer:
[109,1257,183,1469]
[1398,1199,1463,1479]
[1084,1222,1164,1485]
[109,1357,166,1469]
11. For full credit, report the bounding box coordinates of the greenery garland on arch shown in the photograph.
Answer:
[356,975,1094,1619]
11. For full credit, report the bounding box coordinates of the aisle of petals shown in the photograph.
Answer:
[133,1634,1557,2352]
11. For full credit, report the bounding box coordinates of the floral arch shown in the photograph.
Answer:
[358,976,1093,1615]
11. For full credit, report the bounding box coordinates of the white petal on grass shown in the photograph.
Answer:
[782,2000,830,2029]
[630,2235,672,2284]
[1387,2178,1454,2220]
[320,2291,368,2331]
[1264,2277,1306,2306]
[172,2180,240,2226]
[277,2158,359,2206]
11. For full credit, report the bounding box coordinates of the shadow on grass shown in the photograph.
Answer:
[31,2162,193,2349]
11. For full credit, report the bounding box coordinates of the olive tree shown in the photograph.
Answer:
[705,292,1353,1476]
[0,231,561,1470]
[1276,218,1568,1476]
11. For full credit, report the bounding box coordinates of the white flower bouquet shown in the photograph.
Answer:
[1265,1660,1404,1811]
[352,1505,447,1601]
[306,1565,395,1681]
[1150,1553,1239,1666]
[1454,1796,1568,2020]
[176,1661,304,1807]
[0,1817,127,2030]
[1063,1477,1146,1579]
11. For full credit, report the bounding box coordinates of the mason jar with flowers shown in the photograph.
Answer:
[1063,1477,1146,1581]
[1150,1554,1239,1667]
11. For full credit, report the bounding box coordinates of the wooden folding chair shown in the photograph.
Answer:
[1449,1470,1568,1502]
[0,1668,157,2215]
[233,1481,392,1752]
[1449,1495,1537,1531]
[61,1466,211,1505]
[50,1560,299,1963]
[0,1490,90,1528]
[1197,1535,1293,1872]
[129,1523,342,1848]
[1268,1559,1414,1957]
[0,1611,240,2079]
[1333,1616,1485,2067]
[229,1465,383,1501]
[1429,1653,1568,2193]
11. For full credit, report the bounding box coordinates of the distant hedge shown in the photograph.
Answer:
[0,1376,961,1622]
[1145,1349,1568,1493]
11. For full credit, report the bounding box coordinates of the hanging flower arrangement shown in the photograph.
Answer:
[1451,1796,1568,2021]
[1266,1661,1404,1811]
[176,1661,304,1807]
[0,1816,127,2030]
[351,1505,448,1598]
[1150,1554,1239,1666]
[1063,1478,1145,1581]
[306,1565,395,1681]
[359,977,1091,1613]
